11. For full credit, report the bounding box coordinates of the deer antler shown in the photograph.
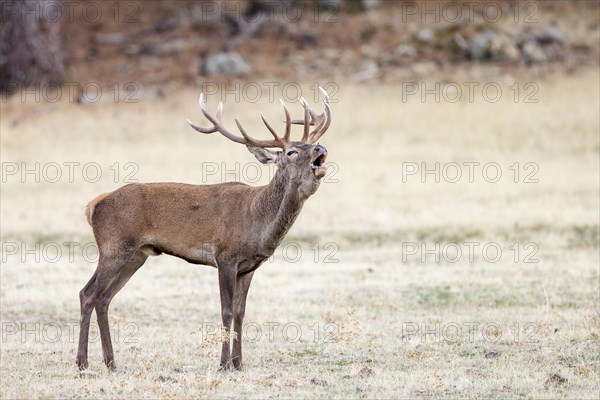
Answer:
[187,87,331,147]
[293,87,331,143]
[187,94,290,148]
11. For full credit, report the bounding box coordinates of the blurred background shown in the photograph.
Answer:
[1,0,598,91]
[1,1,599,399]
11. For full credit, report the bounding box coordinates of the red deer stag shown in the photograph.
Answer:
[76,88,331,371]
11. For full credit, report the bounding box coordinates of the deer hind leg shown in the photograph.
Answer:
[76,270,99,370]
[218,263,237,371]
[231,271,254,371]
[94,251,148,370]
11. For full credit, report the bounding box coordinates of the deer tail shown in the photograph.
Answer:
[85,192,111,226]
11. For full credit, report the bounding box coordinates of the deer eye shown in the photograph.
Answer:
[287,150,298,156]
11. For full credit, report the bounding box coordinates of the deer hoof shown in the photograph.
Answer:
[218,362,234,372]
[76,358,88,371]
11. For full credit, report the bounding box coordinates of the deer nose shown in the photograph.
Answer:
[314,145,327,154]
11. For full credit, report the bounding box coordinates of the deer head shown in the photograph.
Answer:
[187,88,331,197]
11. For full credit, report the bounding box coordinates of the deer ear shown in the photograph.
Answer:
[246,146,280,164]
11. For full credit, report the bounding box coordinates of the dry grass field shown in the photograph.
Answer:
[1,68,599,398]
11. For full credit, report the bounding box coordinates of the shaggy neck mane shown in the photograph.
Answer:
[252,168,306,251]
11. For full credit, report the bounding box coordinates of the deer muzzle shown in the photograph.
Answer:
[311,145,328,179]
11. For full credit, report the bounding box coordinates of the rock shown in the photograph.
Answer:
[545,373,568,386]
[157,375,178,383]
[484,349,500,358]
[395,43,417,58]
[411,61,437,76]
[79,370,97,379]
[416,28,434,43]
[516,24,566,63]
[531,24,567,45]
[490,33,521,61]
[469,30,496,60]
[356,383,373,392]
[453,33,469,53]
[353,60,379,81]
[468,30,520,61]
[310,377,328,386]
[93,32,127,46]
[201,52,251,76]
[522,41,547,64]
[359,366,375,378]
[143,39,189,57]
[361,0,381,9]
[173,365,196,373]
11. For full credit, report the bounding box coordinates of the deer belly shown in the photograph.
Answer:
[183,245,217,265]
[141,242,217,267]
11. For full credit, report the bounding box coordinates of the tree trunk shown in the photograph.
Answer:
[0,0,66,93]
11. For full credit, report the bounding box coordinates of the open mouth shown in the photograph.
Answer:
[313,154,326,167]
[311,154,327,178]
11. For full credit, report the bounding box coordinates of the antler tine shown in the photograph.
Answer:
[233,118,249,139]
[299,97,311,142]
[280,99,292,142]
[216,101,223,122]
[186,94,217,134]
[235,115,287,148]
[260,112,282,142]
[194,95,246,144]
[307,87,332,143]
[187,93,288,148]
[290,110,319,125]
[186,118,217,134]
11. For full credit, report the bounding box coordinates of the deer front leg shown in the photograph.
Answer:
[218,263,237,371]
[232,271,254,370]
